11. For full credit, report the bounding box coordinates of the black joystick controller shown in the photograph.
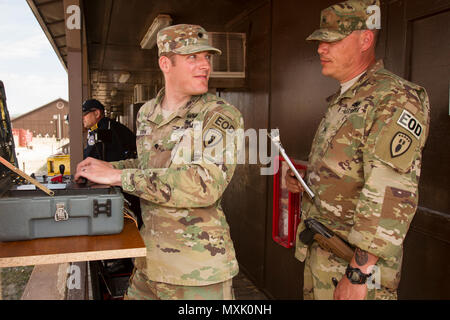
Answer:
[50,164,66,183]
[59,164,65,176]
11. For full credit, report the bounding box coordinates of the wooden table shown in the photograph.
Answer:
[0,219,146,267]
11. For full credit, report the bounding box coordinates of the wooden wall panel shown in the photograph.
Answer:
[221,0,450,299]
[388,0,450,299]
[220,1,272,288]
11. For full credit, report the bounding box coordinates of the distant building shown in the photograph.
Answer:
[11,98,69,139]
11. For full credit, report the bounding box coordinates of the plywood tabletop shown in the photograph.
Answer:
[0,219,146,267]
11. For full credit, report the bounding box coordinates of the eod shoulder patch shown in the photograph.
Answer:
[396,110,423,139]
[374,108,425,172]
[202,112,236,148]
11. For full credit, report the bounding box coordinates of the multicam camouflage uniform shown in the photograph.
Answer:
[110,24,243,300]
[295,59,430,300]
[113,89,243,299]
[296,0,431,300]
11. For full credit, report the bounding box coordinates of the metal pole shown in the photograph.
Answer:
[268,131,315,200]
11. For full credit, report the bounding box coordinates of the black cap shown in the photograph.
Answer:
[82,99,105,114]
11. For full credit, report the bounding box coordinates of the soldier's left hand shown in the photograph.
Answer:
[333,276,367,300]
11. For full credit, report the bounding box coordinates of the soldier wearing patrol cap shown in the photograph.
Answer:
[75,24,243,300]
[286,0,430,300]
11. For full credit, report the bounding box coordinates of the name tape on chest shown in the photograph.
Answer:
[137,127,153,136]
[396,110,423,140]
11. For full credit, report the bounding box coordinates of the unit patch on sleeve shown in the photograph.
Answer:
[203,112,236,149]
[390,132,412,158]
[396,110,423,140]
[203,128,223,148]
[211,113,236,135]
[374,109,424,172]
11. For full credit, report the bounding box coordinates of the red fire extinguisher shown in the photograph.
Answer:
[272,156,307,248]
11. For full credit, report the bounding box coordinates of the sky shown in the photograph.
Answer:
[0,0,68,117]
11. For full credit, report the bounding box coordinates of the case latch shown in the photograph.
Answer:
[93,199,111,217]
[54,202,69,222]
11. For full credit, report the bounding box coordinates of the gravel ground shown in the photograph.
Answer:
[0,266,34,300]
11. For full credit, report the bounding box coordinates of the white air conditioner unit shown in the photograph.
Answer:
[208,32,246,78]
[134,84,151,103]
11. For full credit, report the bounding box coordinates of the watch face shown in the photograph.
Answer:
[350,271,361,282]
[346,266,369,285]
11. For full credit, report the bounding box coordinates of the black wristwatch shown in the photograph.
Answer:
[345,265,372,285]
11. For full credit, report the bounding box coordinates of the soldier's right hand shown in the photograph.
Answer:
[285,168,305,194]
[74,157,115,184]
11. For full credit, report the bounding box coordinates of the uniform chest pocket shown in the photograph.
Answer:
[320,111,366,179]
[317,112,349,158]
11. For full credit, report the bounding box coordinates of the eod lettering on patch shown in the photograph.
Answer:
[203,112,236,148]
[396,110,423,139]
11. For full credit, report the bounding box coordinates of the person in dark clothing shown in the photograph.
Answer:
[82,99,136,161]
[82,99,141,300]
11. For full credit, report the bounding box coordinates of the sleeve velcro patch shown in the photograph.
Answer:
[203,112,237,148]
[374,109,424,172]
[396,109,424,139]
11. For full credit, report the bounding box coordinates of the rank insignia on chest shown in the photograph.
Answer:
[347,101,362,113]
[390,132,412,158]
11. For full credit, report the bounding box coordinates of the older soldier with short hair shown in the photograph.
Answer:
[75,24,243,300]
[286,0,430,300]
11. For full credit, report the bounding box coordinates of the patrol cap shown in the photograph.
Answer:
[82,99,104,115]
[306,0,381,42]
[156,24,222,57]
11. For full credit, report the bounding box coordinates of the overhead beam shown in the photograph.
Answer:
[98,0,114,73]
[46,19,66,26]
[36,0,62,8]
[26,0,67,71]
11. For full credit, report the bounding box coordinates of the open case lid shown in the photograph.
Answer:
[0,80,20,196]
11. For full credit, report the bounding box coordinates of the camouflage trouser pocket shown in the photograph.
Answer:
[124,268,235,300]
[304,242,346,300]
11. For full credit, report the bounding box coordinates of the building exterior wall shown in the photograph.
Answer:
[11,99,69,139]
